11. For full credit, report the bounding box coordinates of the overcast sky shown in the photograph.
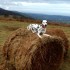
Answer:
[0,0,70,16]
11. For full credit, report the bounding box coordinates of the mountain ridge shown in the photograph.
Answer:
[21,13,70,23]
[0,8,33,19]
[0,8,70,23]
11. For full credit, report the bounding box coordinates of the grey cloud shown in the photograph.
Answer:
[0,0,70,3]
[11,0,70,3]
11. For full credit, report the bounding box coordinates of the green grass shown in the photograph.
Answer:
[0,20,70,70]
[0,21,29,45]
[0,20,28,29]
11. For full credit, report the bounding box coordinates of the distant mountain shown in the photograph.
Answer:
[0,8,70,24]
[0,8,33,19]
[22,13,70,23]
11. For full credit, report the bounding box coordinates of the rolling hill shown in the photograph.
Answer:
[0,8,70,24]
[0,8,33,19]
[21,13,70,23]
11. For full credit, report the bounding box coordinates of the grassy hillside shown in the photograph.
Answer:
[23,13,70,23]
[0,20,70,70]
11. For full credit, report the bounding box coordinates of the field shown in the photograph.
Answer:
[0,20,70,70]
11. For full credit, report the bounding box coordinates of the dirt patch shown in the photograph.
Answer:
[2,28,64,70]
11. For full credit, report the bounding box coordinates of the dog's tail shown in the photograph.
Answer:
[27,26,29,30]
[27,25,30,30]
[27,24,31,30]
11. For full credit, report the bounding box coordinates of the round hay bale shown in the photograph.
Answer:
[46,28,69,58]
[0,62,6,70]
[3,28,64,70]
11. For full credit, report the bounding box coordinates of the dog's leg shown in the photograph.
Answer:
[43,34,51,37]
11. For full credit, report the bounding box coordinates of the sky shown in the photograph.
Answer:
[0,0,70,16]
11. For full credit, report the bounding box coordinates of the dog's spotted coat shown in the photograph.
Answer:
[27,20,50,38]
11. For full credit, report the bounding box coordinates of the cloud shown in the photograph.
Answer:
[0,0,70,4]
[11,0,70,3]
[0,0,70,16]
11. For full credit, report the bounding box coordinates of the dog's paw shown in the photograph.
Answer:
[43,34,51,37]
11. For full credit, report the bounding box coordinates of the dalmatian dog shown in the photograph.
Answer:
[27,20,50,38]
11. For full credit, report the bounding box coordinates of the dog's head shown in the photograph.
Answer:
[42,20,47,28]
